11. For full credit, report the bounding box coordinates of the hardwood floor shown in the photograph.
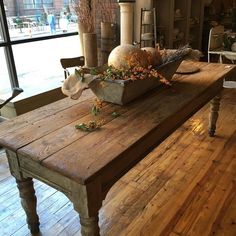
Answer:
[0,89,236,236]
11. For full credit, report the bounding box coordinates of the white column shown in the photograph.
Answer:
[119,2,135,45]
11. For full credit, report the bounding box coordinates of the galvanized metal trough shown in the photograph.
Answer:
[89,58,183,105]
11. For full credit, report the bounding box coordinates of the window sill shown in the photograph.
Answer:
[0,87,66,118]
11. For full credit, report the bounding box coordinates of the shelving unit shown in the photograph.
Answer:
[153,0,204,49]
[140,8,157,47]
[188,0,204,49]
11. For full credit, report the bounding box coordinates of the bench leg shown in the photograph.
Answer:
[70,181,102,236]
[16,178,40,234]
[208,94,221,137]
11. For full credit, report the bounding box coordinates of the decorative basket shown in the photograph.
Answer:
[89,58,183,105]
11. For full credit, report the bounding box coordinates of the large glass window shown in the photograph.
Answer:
[7,0,77,40]
[23,0,53,9]
[14,36,80,96]
[0,0,80,99]
[64,0,73,5]
[42,0,53,8]
[23,0,34,9]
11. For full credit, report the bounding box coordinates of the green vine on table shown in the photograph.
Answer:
[111,111,120,118]
[75,120,104,132]
[75,98,121,132]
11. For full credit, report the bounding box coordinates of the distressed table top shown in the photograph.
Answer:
[0,61,235,187]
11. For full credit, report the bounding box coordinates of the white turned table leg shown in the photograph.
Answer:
[16,178,40,234]
[70,180,102,236]
[80,215,100,236]
[209,94,221,137]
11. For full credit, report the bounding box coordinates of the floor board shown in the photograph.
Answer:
[0,88,236,236]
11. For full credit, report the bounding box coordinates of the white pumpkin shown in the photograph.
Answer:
[108,44,139,70]
[108,44,165,70]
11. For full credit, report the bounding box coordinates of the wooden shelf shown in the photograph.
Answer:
[174,16,185,22]
[154,0,204,49]
[173,38,184,42]
[190,23,200,28]
[141,23,154,26]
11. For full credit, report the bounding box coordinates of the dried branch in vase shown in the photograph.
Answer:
[72,0,95,32]
[98,0,113,23]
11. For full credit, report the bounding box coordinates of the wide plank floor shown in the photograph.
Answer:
[0,89,236,236]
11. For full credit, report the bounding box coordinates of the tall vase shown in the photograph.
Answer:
[83,32,98,68]
[78,22,93,56]
[101,22,117,65]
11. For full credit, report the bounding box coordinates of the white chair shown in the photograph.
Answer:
[7,17,17,29]
[208,25,224,63]
[208,25,236,88]
[222,49,236,89]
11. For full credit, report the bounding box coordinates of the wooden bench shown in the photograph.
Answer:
[0,61,235,236]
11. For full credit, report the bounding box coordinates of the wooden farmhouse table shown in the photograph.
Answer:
[0,61,235,236]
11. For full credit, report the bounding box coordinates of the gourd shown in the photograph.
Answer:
[141,46,162,66]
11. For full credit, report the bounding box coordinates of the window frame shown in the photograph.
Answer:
[0,0,78,91]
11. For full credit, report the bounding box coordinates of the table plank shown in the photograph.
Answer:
[0,90,94,138]
[0,96,95,151]
[18,102,129,161]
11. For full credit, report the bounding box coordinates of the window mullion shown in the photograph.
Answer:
[4,47,19,88]
[0,1,19,89]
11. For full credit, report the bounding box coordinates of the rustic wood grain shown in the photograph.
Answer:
[0,89,235,236]
[0,62,235,236]
[37,63,233,184]
[0,90,94,140]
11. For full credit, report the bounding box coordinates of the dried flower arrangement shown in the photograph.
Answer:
[62,44,202,131]
[72,0,95,32]
[98,65,169,84]
[95,47,168,83]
